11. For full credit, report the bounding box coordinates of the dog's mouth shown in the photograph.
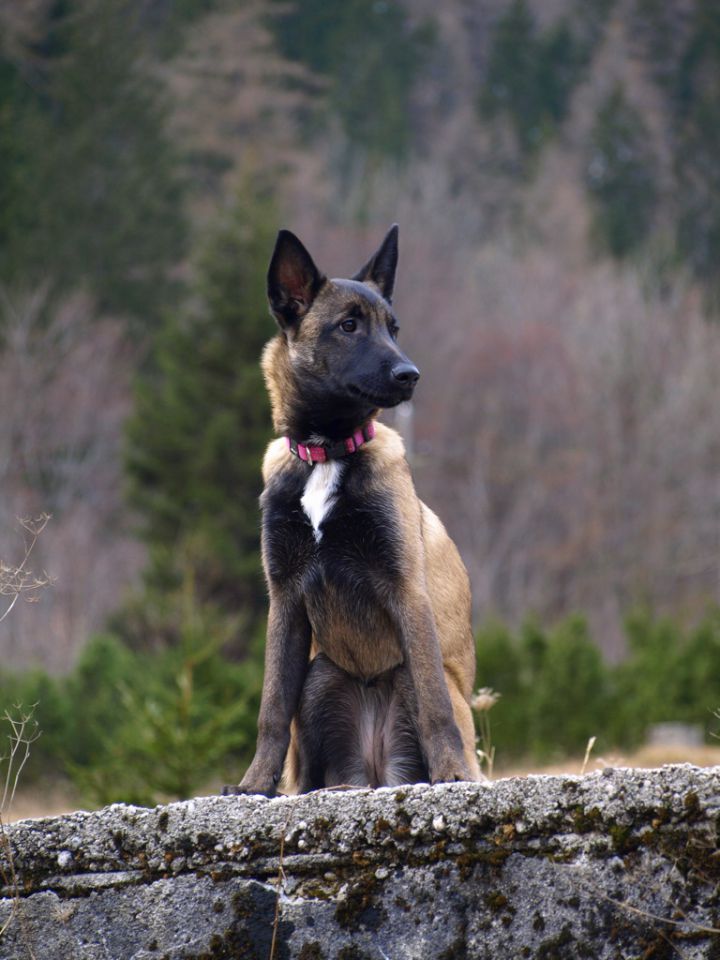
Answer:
[349,384,407,408]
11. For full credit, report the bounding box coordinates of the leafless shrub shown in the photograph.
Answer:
[0,705,41,813]
[0,705,40,956]
[0,516,53,625]
[0,287,143,671]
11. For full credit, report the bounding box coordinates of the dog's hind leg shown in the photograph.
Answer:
[293,654,429,791]
[292,653,370,791]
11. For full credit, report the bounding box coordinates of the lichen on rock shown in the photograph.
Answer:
[1,765,719,958]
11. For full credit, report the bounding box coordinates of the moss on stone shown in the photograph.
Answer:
[486,891,509,913]
[297,941,324,960]
[334,871,384,931]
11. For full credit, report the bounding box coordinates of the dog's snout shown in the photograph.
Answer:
[391,362,420,386]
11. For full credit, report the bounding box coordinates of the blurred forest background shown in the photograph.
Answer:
[3,0,720,807]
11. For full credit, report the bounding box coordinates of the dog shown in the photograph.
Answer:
[226,225,481,795]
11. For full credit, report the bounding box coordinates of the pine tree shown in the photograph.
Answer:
[0,0,186,325]
[268,0,431,160]
[125,183,277,641]
[586,85,658,257]
[479,0,586,164]
[673,0,720,308]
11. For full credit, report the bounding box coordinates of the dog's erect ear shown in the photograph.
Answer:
[352,224,399,303]
[267,230,325,329]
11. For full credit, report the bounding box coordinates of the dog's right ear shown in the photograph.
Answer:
[267,230,325,330]
[352,224,399,303]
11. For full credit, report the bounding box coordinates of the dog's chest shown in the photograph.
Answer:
[262,461,402,593]
[301,461,345,542]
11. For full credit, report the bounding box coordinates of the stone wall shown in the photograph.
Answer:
[1,765,719,959]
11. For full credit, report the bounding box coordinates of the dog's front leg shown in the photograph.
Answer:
[394,590,471,784]
[226,589,311,797]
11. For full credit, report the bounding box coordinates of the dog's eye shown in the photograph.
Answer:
[389,323,399,340]
[340,317,357,333]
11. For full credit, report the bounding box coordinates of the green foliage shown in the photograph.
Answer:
[62,633,138,770]
[476,609,720,763]
[632,0,680,87]
[0,670,66,784]
[140,0,220,58]
[476,617,608,760]
[480,1,587,163]
[586,86,658,257]
[472,620,527,754]
[268,0,433,160]
[70,594,263,806]
[672,0,720,307]
[0,0,186,325]
[528,617,609,758]
[125,183,276,635]
[630,0,720,307]
[0,594,263,806]
[611,610,720,746]
[477,0,720,305]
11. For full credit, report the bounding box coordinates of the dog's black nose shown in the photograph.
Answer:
[391,362,420,386]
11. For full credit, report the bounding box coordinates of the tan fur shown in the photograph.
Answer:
[261,336,297,436]
[262,434,292,483]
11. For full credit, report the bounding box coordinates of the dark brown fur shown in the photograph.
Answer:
[226,226,481,795]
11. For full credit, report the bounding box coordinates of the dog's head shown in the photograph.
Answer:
[266,226,419,425]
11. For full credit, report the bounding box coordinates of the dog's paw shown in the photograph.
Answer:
[222,781,278,798]
[427,745,472,785]
[426,723,471,784]
[429,764,471,785]
[222,763,283,797]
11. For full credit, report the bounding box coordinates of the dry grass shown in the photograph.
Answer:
[3,785,86,825]
[497,744,720,779]
[5,744,720,823]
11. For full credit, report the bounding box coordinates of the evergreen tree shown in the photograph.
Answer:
[125,183,277,640]
[475,620,529,756]
[268,0,432,160]
[0,0,186,325]
[673,0,720,308]
[586,85,658,258]
[480,0,586,164]
[526,616,609,759]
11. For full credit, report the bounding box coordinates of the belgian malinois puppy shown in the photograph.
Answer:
[226,225,480,796]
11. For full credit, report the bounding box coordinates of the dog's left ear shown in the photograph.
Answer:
[352,224,399,303]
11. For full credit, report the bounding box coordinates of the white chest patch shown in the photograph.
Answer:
[301,461,345,542]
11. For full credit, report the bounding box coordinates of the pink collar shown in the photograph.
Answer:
[286,421,376,464]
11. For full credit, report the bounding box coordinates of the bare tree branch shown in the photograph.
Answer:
[0,515,53,623]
